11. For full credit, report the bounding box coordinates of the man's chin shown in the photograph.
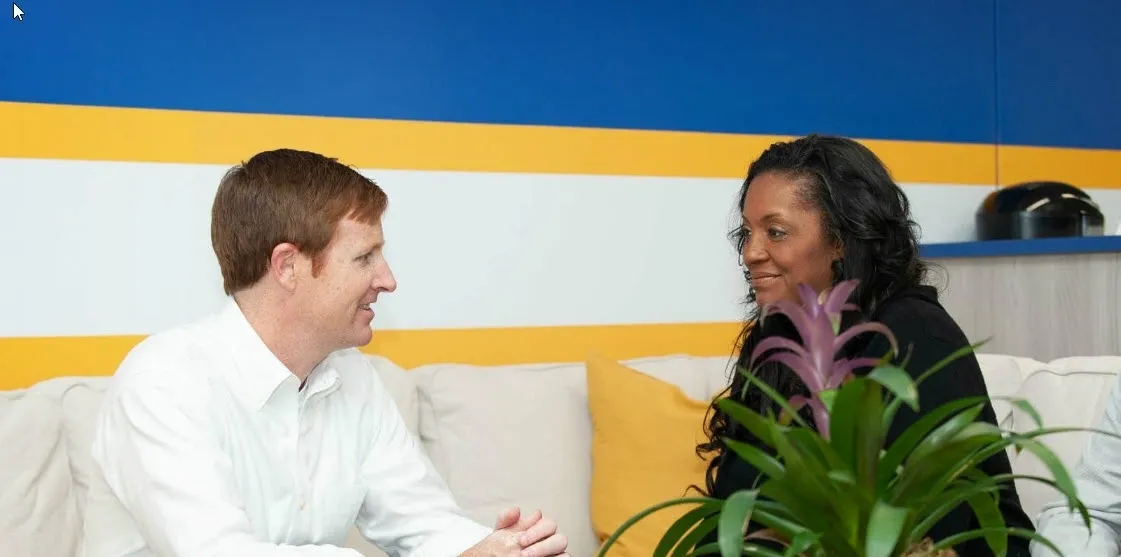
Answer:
[350,328,374,348]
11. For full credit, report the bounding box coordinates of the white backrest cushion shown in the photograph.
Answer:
[0,390,81,557]
[976,353,1046,428]
[1009,357,1121,521]
[366,355,417,435]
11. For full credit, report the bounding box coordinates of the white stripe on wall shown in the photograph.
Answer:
[4,158,1118,338]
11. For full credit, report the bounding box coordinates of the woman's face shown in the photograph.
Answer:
[740,171,841,307]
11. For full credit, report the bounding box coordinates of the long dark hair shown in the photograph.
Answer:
[695,134,930,496]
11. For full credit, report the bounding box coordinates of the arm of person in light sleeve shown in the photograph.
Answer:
[351,363,494,557]
[1032,372,1121,557]
[93,370,362,556]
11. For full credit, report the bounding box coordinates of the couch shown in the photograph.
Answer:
[2,351,1119,557]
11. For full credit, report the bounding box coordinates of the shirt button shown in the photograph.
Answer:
[298,498,306,511]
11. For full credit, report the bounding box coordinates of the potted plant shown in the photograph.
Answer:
[597,280,1093,557]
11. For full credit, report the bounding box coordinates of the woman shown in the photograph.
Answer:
[696,134,1034,555]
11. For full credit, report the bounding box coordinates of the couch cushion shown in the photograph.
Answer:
[412,353,730,557]
[1009,357,1121,522]
[976,353,1046,428]
[586,352,713,557]
[413,358,596,556]
[28,376,112,519]
[0,390,82,557]
[366,354,417,435]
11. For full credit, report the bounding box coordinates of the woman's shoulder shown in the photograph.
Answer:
[871,284,966,345]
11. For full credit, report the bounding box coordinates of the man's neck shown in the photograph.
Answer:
[233,290,327,382]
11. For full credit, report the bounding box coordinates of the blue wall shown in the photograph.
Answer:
[1,0,1118,149]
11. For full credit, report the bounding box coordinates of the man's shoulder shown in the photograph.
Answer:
[110,316,224,394]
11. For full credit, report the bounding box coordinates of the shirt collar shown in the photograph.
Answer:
[216,298,341,411]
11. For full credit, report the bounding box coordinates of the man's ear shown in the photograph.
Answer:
[269,243,304,292]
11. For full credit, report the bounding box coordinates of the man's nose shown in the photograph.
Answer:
[376,263,398,293]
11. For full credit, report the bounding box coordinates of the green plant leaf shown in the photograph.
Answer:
[819,389,838,413]
[890,422,1002,505]
[865,366,918,411]
[672,515,721,557]
[654,500,724,557]
[749,501,818,542]
[864,501,908,557]
[740,368,813,430]
[911,426,1096,535]
[829,378,884,488]
[1005,433,1086,527]
[596,497,717,557]
[908,481,1003,545]
[725,438,786,480]
[687,542,786,557]
[719,490,759,557]
[756,480,851,553]
[785,429,845,475]
[880,340,987,428]
[931,527,1063,557]
[902,404,986,469]
[783,531,821,557]
[717,398,781,449]
[964,485,1008,555]
[1006,397,1044,429]
[827,378,865,474]
[877,397,990,490]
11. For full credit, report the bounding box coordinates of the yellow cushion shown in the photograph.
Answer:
[586,352,714,556]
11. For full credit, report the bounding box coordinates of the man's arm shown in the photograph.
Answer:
[1033,372,1121,557]
[93,370,360,556]
[351,360,493,557]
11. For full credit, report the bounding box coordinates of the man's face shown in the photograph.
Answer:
[295,217,397,352]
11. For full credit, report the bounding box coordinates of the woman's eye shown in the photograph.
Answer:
[768,229,787,239]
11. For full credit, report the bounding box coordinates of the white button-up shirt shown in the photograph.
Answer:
[84,300,492,557]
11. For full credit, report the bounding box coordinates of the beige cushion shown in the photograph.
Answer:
[29,377,112,518]
[411,353,732,557]
[0,390,82,557]
[367,355,417,436]
[1009,357,1121,521]
[977,353,1046,428]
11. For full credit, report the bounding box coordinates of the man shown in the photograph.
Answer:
[83,149,570,557]
[1032,370,1121,556]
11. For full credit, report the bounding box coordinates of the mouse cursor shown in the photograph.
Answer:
[12,3,23,20]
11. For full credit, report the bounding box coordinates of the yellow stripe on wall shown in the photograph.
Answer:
[999,145,1121,189]
[0,322,743,390]
[0,100,998,185]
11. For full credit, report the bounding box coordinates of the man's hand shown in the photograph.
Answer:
[460,506,569,557]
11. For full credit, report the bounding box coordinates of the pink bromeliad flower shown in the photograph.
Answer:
[749,279,899,437]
